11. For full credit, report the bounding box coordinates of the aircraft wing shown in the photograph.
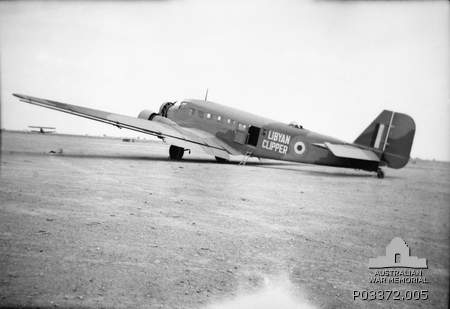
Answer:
[314,142,380,162]
[13,94,232,157]
[29,126,56,129]
[178,127,242,157]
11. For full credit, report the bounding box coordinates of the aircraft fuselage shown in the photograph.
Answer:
[163,99,380,171]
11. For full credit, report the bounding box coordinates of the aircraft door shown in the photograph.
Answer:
[246,126,261,147]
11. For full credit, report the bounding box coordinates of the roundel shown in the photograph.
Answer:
[294,141,306,155]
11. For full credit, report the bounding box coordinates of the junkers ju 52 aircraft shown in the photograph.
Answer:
[13,93,415,178]
[28,125,56,134]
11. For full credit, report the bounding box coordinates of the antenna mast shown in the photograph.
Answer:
[204,88,208,102]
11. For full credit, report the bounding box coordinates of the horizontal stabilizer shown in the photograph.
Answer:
[324,142,380,162]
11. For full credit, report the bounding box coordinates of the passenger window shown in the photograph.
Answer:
[226,118,231,124]
[238,123,247,130]
[198,111,204,118]
[217,115,222,122]
[206,113,211,119]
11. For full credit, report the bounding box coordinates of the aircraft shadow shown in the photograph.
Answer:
[57,153,292,166]
[5,151,399,178]
[7,151,296,167]
[54,153,394,177]
[256,165,389,178]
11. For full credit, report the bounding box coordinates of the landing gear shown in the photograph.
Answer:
[377,168,385,179]
[169,145,184,160]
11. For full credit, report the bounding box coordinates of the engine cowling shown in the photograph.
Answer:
[137,109,158,120]
[159,102,175,118]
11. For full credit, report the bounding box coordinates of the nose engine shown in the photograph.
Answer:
[159,102,175,118]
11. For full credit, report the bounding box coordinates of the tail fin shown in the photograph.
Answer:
[354,110,415,169]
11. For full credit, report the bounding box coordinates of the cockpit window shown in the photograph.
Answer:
[288,121,303,129]
[174,101,189,111]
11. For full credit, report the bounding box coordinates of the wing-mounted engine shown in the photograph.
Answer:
[137,109,158,120]
[138,101,176,121]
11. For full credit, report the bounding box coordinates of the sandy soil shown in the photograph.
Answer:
[0,130,449,308]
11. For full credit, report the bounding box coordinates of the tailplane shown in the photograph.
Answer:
[354,110,415,169]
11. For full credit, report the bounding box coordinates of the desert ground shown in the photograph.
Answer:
[0,130,449,308]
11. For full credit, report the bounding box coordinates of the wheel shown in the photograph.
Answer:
[169,145,184,160]
[377,168,385,179]
[215,156,229,163]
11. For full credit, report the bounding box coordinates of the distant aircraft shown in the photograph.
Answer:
[13,94,415,178]
[28,125,56,134]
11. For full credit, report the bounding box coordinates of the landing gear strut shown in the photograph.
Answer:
[376,168,385,179]
[169,145,185,160]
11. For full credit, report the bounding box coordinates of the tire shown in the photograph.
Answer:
[377,168,385,179]
[169,145,184,160]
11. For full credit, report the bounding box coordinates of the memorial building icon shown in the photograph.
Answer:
[369,237,427,269]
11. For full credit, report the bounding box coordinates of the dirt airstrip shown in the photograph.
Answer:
[0,131,449,308]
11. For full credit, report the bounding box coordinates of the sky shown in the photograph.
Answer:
[0,0,448,161]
